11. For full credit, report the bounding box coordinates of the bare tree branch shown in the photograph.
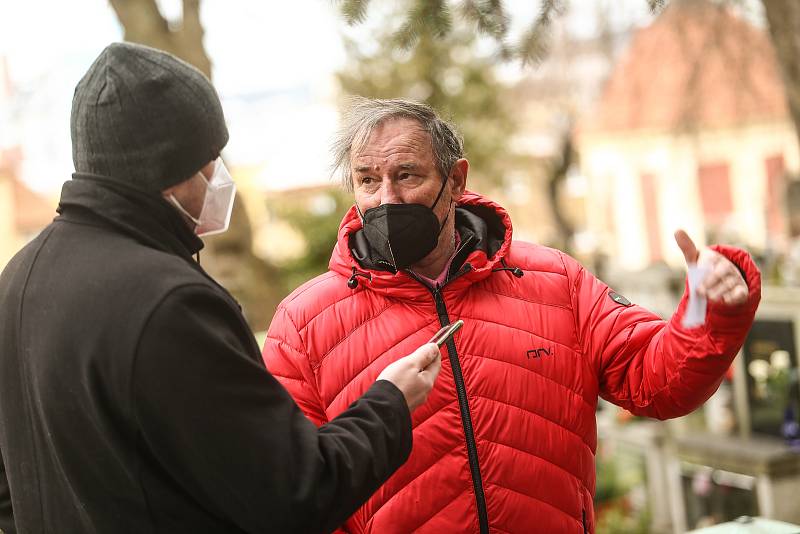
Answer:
[108,0,171,50]
[108,0,211,77]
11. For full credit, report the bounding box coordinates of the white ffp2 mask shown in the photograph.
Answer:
[170,157,236,237]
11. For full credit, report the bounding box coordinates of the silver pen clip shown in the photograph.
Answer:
[428,320,464,347]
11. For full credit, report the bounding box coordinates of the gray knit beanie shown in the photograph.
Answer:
[70,42,229,193]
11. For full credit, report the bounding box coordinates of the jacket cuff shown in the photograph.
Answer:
[707,244,762,318]
[672,245,761,335]
[367,380,413,462]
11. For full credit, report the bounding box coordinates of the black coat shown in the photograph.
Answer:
[0,176,411,534]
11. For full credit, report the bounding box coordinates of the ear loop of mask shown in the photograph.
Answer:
[169,194,201,225]
[431,173,451,238]
[168,172,210,227]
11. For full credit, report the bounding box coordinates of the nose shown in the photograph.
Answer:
[379,180,403,205]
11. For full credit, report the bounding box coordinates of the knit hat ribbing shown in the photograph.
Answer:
[70,42,229,193]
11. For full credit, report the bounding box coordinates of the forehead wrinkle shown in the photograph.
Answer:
[355,146,421,161]
[353,138,432,165]
[351,119,434,175]
[352,152,432,176]
[357,120,430,152]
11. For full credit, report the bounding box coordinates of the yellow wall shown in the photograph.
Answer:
[579,120,800,270]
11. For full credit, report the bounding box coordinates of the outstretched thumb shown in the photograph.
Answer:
[412,343,440,370]
[674,229,699,264]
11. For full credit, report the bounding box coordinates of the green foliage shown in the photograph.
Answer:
[394,0,453,50]
[459,0,509,38]
[597,505,651,534]
[595,447,652,533]
[335,0,668,65]
[340,0,371,24]
[595,454,628,504]
[336,8,517,192]
[516,0,565,67]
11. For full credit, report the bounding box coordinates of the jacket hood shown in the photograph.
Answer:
[329,190,514,300]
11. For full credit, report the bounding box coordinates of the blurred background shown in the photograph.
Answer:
[1,0,799,532]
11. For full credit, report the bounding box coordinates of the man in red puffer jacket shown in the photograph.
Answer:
[262,97,760,534]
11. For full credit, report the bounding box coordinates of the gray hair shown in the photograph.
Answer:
[331,96,464,191]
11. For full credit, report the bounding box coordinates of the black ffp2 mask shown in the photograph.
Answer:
[358,178,450,271]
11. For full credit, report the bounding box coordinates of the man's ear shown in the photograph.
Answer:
[449,158,468,201]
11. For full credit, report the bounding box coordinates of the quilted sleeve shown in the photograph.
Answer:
[262,306,329,427]
[570,245,761,420]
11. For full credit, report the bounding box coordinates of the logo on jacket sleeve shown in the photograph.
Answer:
[608,291,632,307]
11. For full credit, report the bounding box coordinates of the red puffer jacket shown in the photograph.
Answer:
[263,191,760,534]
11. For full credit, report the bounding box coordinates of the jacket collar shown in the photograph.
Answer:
[56,174,204,262]
[330,191,514,300]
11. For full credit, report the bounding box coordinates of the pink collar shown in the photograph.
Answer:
[415,231,461,289]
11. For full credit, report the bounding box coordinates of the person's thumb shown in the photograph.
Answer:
[674,229,699,264]
[411,343,440,370]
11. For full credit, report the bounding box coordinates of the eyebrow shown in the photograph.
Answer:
[353,162,422,174]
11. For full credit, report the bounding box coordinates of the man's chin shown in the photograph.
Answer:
[411,241,455,279]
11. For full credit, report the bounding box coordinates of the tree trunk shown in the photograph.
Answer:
[762,0,800,155]
[547,132,575,254]
[108,0,281,331]
[109,0,212,76]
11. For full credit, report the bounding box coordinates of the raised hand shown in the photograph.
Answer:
[674,229,748,306]
[377,343,442,411]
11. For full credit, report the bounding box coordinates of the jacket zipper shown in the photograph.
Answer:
[582,508,588,533]
[421,265,490,534]
[369,244,488,531]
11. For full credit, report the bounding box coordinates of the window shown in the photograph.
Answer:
[697,162,733,225]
